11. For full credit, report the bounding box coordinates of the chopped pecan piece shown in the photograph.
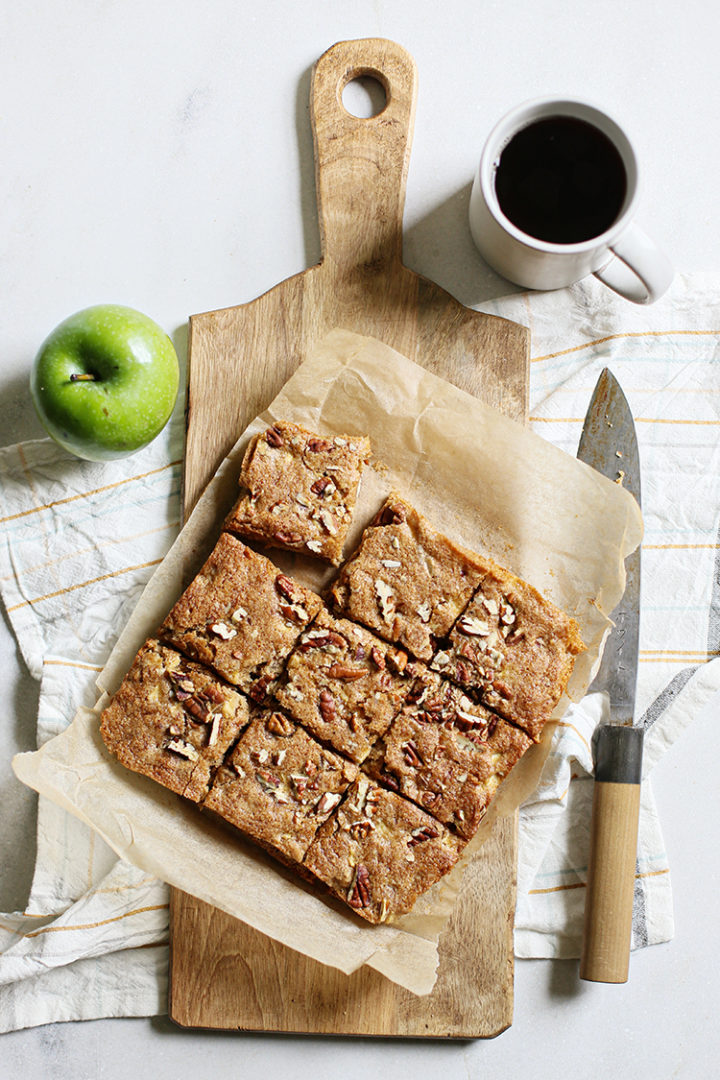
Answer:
[306,436,333,452]
[275,574,298,601]
[247,675,272,702]
[316,791,342,816]
[327,662,366,681]
[265,425,284,447]
[370,646,386,670]
[310,476,333,496]
[408,825,439,847]
[318,689,336,724]
[377,503,406,525]
[266,712,295,736]
[402,740,422,768]
[348,863,371,909]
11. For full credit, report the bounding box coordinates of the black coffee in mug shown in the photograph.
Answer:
[494,116,627,245]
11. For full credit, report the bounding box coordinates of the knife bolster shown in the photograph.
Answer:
[594,724,643,783]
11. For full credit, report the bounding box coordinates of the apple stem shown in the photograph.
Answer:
[69,373,96,382]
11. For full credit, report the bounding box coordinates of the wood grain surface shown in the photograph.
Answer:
[170,37,530,1037]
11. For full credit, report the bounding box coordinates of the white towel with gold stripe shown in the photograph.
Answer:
[0,272,718,1030]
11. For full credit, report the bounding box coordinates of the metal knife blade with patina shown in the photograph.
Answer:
[576,368,643,984]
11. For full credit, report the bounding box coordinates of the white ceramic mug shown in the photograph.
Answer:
[469,97,674,304]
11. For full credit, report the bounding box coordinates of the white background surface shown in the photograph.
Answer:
[2,2,719,1076]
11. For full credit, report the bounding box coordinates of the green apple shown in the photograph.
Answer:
[30,304,180,461]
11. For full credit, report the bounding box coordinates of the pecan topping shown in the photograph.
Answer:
[266,712,295,736]
[421,790,440,808]
[318,509,338,536]
[456,659,471,683]
[458,639,475,660]
[416,601,432,623]
[209,621,237,640]
[275,574,298,601]
[167,670,194,692]
[402,740,422,767]
[348,864,371,909]
[256,769,281,790]
[458,614,490,637]
[310,477,333,496]
[306,437,333,452]
[166,738,199,761]
[379,770,400,792]
[349,819,374,840]
[208,714,221,747]
[274,530,302,545]
[408,825,439,847]
[279,602,309,624]
[247,674,271,702]
[370,646,385,670]
[377,504,406,526]
[316,791,342,816]
[265,425,284,447]
[318,689,337,724]
[405,679,426,704]
[182,696,210,722]
[387,649,407,674]
[327,662,366,681]
[364,785,380,813]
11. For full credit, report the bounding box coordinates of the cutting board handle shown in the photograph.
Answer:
[310,38,418,273]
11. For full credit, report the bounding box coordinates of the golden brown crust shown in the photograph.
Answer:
[302,775,463,924]
[159,533,322,700]
[328,494,489,660]
[364,670,532,839]
[99,639,249,802]
[432,564,585,740]
[273,608,419,763]
[203,707,358,864]
[224,421,371,565]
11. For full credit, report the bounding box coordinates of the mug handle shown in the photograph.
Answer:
[593,223,674,304]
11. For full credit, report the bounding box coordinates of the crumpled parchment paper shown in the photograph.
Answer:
[13,329,642,995]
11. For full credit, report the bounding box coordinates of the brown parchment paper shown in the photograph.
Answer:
[13,328,642,996]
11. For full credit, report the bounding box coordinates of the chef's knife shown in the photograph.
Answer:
[576,368,643,984]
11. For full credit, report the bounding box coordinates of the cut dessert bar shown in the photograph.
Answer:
[302,775,463,924]
[328,494,487,661]
[273,607,418,763]
[364,669,532,840]
[203,707,357,865]
[100,639,250,802]
[159,532,322,701]
[432,564,584,740]
[224,420,371,565]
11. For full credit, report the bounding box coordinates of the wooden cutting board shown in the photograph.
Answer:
[169,37,529,1038]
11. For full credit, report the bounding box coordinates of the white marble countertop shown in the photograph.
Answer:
[2,2,720,1075]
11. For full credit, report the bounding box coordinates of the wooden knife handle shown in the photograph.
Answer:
[310,38,418,272]
[580,726,643,983]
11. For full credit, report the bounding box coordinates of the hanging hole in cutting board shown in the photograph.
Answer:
[341,74,387,118]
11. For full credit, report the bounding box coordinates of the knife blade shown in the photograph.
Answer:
[576,368,643,984]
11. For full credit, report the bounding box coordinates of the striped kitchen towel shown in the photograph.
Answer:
[0,271,718,1030]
